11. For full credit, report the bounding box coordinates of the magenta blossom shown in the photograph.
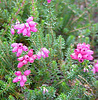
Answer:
[37,48,50,59]
[26,16,33,23]
[11,43,28,57]
[47,0,51,3]
[92,61,98,74]
[13,70,31,87]
[11,16,37,37]
[11,28,15,35]
[17,49,37,68]
[70,43,93,63]
[43,87,48,94]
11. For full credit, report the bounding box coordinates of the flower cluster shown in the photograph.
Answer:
[11,43,28,57]
[47,0,51,3]
[12,47,49,86]
[92,61,98,74]
[17,49,37,68]
[11,16,37,37]
[13,70,31,87]
[11,17,50,87]
[70,43,94,63]
[37,48,50,59]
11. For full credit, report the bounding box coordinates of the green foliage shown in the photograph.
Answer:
[0,0,98,99]
[24,86,56,100]
[56,93,67,100]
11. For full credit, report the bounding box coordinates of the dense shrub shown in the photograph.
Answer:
[0,0,98,99]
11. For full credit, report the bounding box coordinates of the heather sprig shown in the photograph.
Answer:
[70,43,94,63]
[17,49,37,68]
[13,70,31,87]
[11,16,50,87]
[0,0,98,99]
[11,16,37,37]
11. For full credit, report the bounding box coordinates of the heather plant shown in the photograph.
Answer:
[0,0,98,100]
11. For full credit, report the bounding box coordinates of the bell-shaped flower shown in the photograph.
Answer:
[29,21,37,27]
[74,49,80,54]
[43,87,48,94]
[24,70,31,76]
[78,53,82,60]
[26,16,33,23]
[41,48,50,57]
[14,24,20,30]
[13,70,31,87]
[11,28,15,35]
[37,48,50,59]
[92,61,98,74]
[30,27,37,32]
[37,51,42,59]
[70,53,78,60]
[47,0,51,3]
[22,28,28,36]
[15,71,21,76]
[28,49,33,56]
[11,43,28,57]
[17,62,24,68]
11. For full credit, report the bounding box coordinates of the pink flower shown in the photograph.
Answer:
[11,16,37,37]
[92,61,98,74]
[11,43,28,57]
[28,49,33,56]
[37,51,42,59]
[13,70,31,87]
[28,21,37,27]
[70,43,93,63]
[11,28,15,35]
[17,29,22,34]
[43,87,48,94]
[20,23,25,30]
[41,48,50,57]
[70,53,78,60]
[78,53,82,59]
[37,48,50,59]
[17,61,24,68]
[26,16,33,23]
[30,27,37,32]
[15,71,21,76]
[23,28,28,36]
[47,0,51,3]
[14,24,20,30]
[17,49,37,68]
[24,70,31,76]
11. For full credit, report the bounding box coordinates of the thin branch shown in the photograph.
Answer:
[71,1,98,24]
[67,25,89,33]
